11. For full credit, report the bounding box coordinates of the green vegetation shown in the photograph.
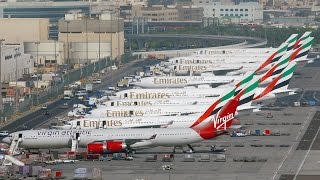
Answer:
[127,24,319,51]
[158,24,320,47]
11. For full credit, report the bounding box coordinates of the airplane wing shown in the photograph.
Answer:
[92,134,157,146]
[212,66,244,75]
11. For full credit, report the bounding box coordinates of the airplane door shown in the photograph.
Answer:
[111,102,114,106]
[74,133,80,140]
[18,133,23,138]
[102,121,107,129]
[76,121,81,129]
[124,93,128,98]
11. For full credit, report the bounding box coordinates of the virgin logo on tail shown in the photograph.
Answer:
[213,113,235,130]
[212,99,238,130]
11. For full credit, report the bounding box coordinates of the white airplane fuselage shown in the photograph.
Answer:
[133,75,242,88]
[55,115,202,130]
[4,128,204,149]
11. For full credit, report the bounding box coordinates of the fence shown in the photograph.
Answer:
[0,58,108,122]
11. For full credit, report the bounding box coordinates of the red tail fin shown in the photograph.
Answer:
[192,99,239,140]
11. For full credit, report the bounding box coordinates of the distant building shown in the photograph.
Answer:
[270,16,316,27]
[24,41,65,66]
[0,2,90,38]
[133,5,179,21]
[82,0,148,6]
[192,1,263,23]
[0,44,34,83]
[0,18,49,44]
[58,11,124,64]
[131,4,203,21]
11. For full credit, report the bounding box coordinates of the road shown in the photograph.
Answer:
[0,59,151,133]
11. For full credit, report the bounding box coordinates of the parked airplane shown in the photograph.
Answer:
[87,86,256,118]
[162,33,312,75]
[89,60,295,119]
[133,72,254,88]
[191,32,311,56]
[104,51,292,106]
[3,77,256,154]
[55,60,296,130]
[161,34,298,67]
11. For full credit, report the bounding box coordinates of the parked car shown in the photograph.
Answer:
[0,131,9,137]
[93,79,102,84]
[60,102,69,109]
[41,105,48,110]
[30,74,38,78]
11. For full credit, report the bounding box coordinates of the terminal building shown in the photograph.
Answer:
[58,11,124,64]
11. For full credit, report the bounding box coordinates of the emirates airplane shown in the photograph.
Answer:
[190,32,311,56]
[132,72,252,88]
[3,77,255,154]
[104,63,293,107]
[107,54,293,102]
[162,33,312,76]
[137,37,312,85]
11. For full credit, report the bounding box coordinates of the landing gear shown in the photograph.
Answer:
[172,145,195,154]
[172,146,183,153]
[187,144,195,153]
[125,147,136,156]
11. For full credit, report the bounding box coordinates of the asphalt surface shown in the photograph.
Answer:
[296,111,320,150]
[0,59,151,133]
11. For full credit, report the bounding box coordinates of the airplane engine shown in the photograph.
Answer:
[226,71,242,76]
[162,68,172,74]
[87,141,127,154]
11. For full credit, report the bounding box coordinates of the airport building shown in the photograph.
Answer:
[0,18,49,44]
[24,41,65,66]
[192,1,263,23]
[58,11,124,64]
[0,2,90,38]
[0,44,34,83]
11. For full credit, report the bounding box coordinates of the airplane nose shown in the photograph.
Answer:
[2,137,11,144]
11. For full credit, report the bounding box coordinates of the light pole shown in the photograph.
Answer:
[54,39,58,95]
[66,20,70,67]
[35,41,40,105]
[0,39,5,117]
[110,9,113,61]
[98,14,101,62]
[66,20,70,86]
[117,8,121,65]
[86,16,89,78]
[14,47,20,113]
[94,13,101,71]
